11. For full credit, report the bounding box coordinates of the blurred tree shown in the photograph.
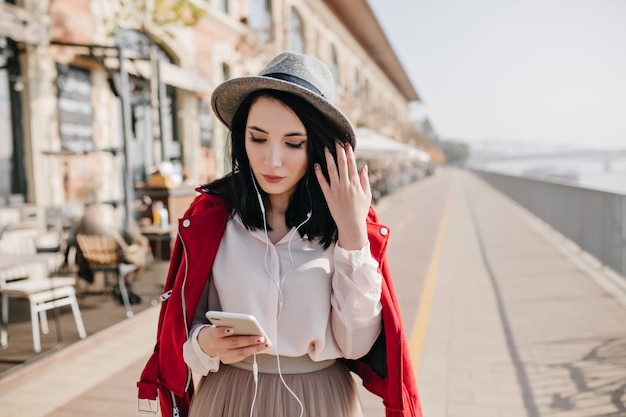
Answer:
[403,123,428,147]
[424,144,446,165]
[152,0,205,26]
[101,0,205,34]
[439,140,470,165]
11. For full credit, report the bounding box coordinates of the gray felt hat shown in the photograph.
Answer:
[211,51,356,148]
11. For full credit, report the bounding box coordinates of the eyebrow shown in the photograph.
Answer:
[248,125,307,138]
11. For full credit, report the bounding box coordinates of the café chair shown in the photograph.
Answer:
[75,234,139,318]
[0,262,87,353]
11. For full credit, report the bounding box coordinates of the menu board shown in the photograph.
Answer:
[56,65,94,153]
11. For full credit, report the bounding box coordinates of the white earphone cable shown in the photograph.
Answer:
[251,170,310,417]
[249,353,259,417]
[272,213,310,417]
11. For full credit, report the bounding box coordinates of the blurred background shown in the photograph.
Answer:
[0,0,441,233]
[0,1,625,415]
[370,0,626,193]
[2,0,624,231]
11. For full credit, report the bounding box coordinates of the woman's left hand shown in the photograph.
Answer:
[314,141,371,250]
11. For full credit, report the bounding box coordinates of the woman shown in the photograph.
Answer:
[137,52,421,417]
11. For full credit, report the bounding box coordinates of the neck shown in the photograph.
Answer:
[268,194,289,216]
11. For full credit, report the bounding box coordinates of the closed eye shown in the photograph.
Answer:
[286,141,306,149]
[249,137,305,149]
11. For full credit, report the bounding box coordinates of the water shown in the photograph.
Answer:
[479,156,626,195]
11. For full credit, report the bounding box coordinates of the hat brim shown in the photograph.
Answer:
[211,76,356,148]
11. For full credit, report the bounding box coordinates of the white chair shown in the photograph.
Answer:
[0,261,87,352]
[0,208,21,231]
[0,228,64,273]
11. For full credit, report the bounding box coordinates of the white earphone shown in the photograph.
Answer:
[249,168,308,417]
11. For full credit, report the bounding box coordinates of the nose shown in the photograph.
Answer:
[265,143,283,168]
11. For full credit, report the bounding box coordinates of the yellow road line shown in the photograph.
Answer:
[409,183,454,376]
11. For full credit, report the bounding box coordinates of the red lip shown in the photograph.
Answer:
[262,174,284,183]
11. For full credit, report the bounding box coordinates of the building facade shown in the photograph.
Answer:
[0,0,419,226]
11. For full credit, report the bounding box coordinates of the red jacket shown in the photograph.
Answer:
[137,189,422,417]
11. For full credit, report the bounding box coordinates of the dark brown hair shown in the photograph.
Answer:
[205,89,351,249]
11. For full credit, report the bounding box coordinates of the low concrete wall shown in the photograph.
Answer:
[472,169,626,278]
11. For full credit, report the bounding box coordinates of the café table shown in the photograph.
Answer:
[139,224,177,261]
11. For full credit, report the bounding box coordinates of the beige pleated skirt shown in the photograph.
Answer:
[188,355,363,417]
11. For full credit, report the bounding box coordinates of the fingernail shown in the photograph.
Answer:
[314,163,320,169]
[264,343,270,348]
[225,328,232,334]
[365,164,368,173]
[256,338,263,343]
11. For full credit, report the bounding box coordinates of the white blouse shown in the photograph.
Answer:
[183,215,383,375]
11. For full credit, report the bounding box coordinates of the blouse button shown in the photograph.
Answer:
[182,219,191,227]
[379,227,388,236]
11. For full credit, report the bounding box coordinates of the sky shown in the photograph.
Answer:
[367,0,626,151]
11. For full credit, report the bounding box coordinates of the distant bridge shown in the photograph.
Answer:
[470,149,626,166]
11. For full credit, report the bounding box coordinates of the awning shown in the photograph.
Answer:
[355,127,430,163]
[0,3,48,45]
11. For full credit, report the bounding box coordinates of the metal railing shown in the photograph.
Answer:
[472,170,626,278]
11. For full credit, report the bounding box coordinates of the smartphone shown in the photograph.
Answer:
[205,311,271,343]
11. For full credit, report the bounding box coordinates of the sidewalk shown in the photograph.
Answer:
[416,171,626,417]
[0,306,159,416]
[1,169,625,417]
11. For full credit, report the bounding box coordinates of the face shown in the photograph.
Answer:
[245,96,308,205]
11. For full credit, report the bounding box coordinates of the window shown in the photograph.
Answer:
[199,99,212,148]
[330,45,339,85]
[113,29,178,184]
[0,62,11,200]
[288,7,305,53]
[0,36,25,201]
[216,0,228,14]
[248,0,272,41]
[353,69,361,98]
[363,78,370,107]
[222,62,231,81]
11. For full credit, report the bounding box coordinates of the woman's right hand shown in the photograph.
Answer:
[196,325,271,364]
